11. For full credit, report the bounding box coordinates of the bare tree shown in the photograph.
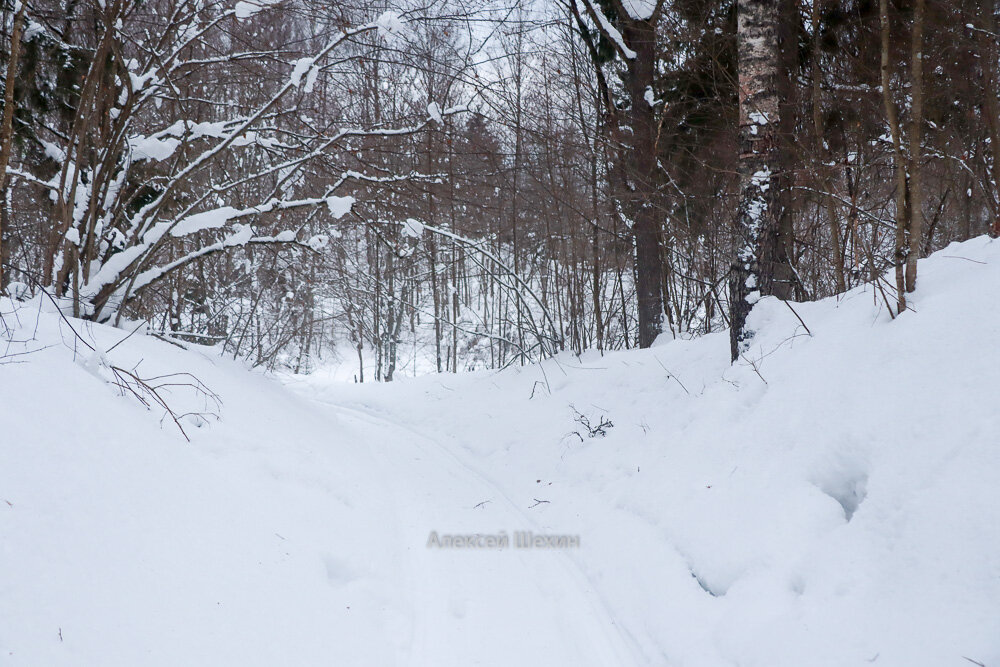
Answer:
[572,0,666,348]
[0,0,25,291]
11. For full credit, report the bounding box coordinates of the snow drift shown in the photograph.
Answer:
[2,237,999,666]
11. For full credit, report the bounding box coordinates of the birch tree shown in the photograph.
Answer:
[730,0,793,361]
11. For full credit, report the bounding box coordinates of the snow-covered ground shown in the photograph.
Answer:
[2,237,999,666]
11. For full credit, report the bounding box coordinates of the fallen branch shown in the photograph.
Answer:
[108,367,220,442]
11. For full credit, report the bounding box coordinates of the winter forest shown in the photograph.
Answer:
[2,0,999,664]
[3,0,997,375]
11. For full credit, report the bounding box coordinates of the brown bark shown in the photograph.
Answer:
[977,1,1000,238]
[0,1,26,292]
[905,0,925,293]
[576,0,666,348]
[880,0,908,313]
[775,0,799,298]
[622,16,665,348]
[811,0,845,293]
[425,95,442,372]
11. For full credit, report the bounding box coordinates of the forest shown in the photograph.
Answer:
[2,1,1000,663]
[0,0,996,377]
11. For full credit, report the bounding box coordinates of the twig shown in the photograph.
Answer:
[108,366,220,442]
[739,353,769,385]
[652,355,690,395]
[781,300,812,336]
[529,380,548,399]
[106,321,147,353]
[570,404,613,437]
[150,332,189,349]
[36,286,94,351]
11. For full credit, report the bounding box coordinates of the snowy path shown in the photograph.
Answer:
[6,238,1000,666]
[2,291,644,667]
[307,397,641,665]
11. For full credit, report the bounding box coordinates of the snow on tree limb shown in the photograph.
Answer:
[46,4,466,321]
[128,229,318,296]
[579,0,636,59]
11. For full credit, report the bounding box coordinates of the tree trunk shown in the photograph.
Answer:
[905,0,926,293]
[880,0,908,313]
[811,0,846,293]
[731,0,787,361]
[977,1,1000,238]
[623,18,665,348]
[574,0,665,348]
[775,0,799,298]
[0,1,26,292]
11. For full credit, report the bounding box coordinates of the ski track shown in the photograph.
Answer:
[305,395,645,666]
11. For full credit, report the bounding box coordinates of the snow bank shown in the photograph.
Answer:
[0,306,405,665]
[2,237,998,665]
[295,236,1000,666]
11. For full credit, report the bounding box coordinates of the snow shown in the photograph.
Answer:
[325,195,354,219]
[375,11,409,44]
[128,69,159,94]
[751,168,771,191]
[128,135,180,162]
[621,0,657,20]
[303,65,320,94]
[427,101,443,124]
[22,19,44,42]
[40,140,66,163]
[84,244,146,294]
[402,217,424,238]
[224,222,254,246]
[3,238,1000,665]
[306,234,329,251]
[582,0,636,60]
[169,206,240,237]
[289,57,314,87]
[233,0,280,20]
[643,86,660,108]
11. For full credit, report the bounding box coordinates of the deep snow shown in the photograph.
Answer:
[2,237,999,666]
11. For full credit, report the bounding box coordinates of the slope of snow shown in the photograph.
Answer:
[0,306,634,664]
[2,237,998,666]
[0,308,409,664]
[292,236,1000,666]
